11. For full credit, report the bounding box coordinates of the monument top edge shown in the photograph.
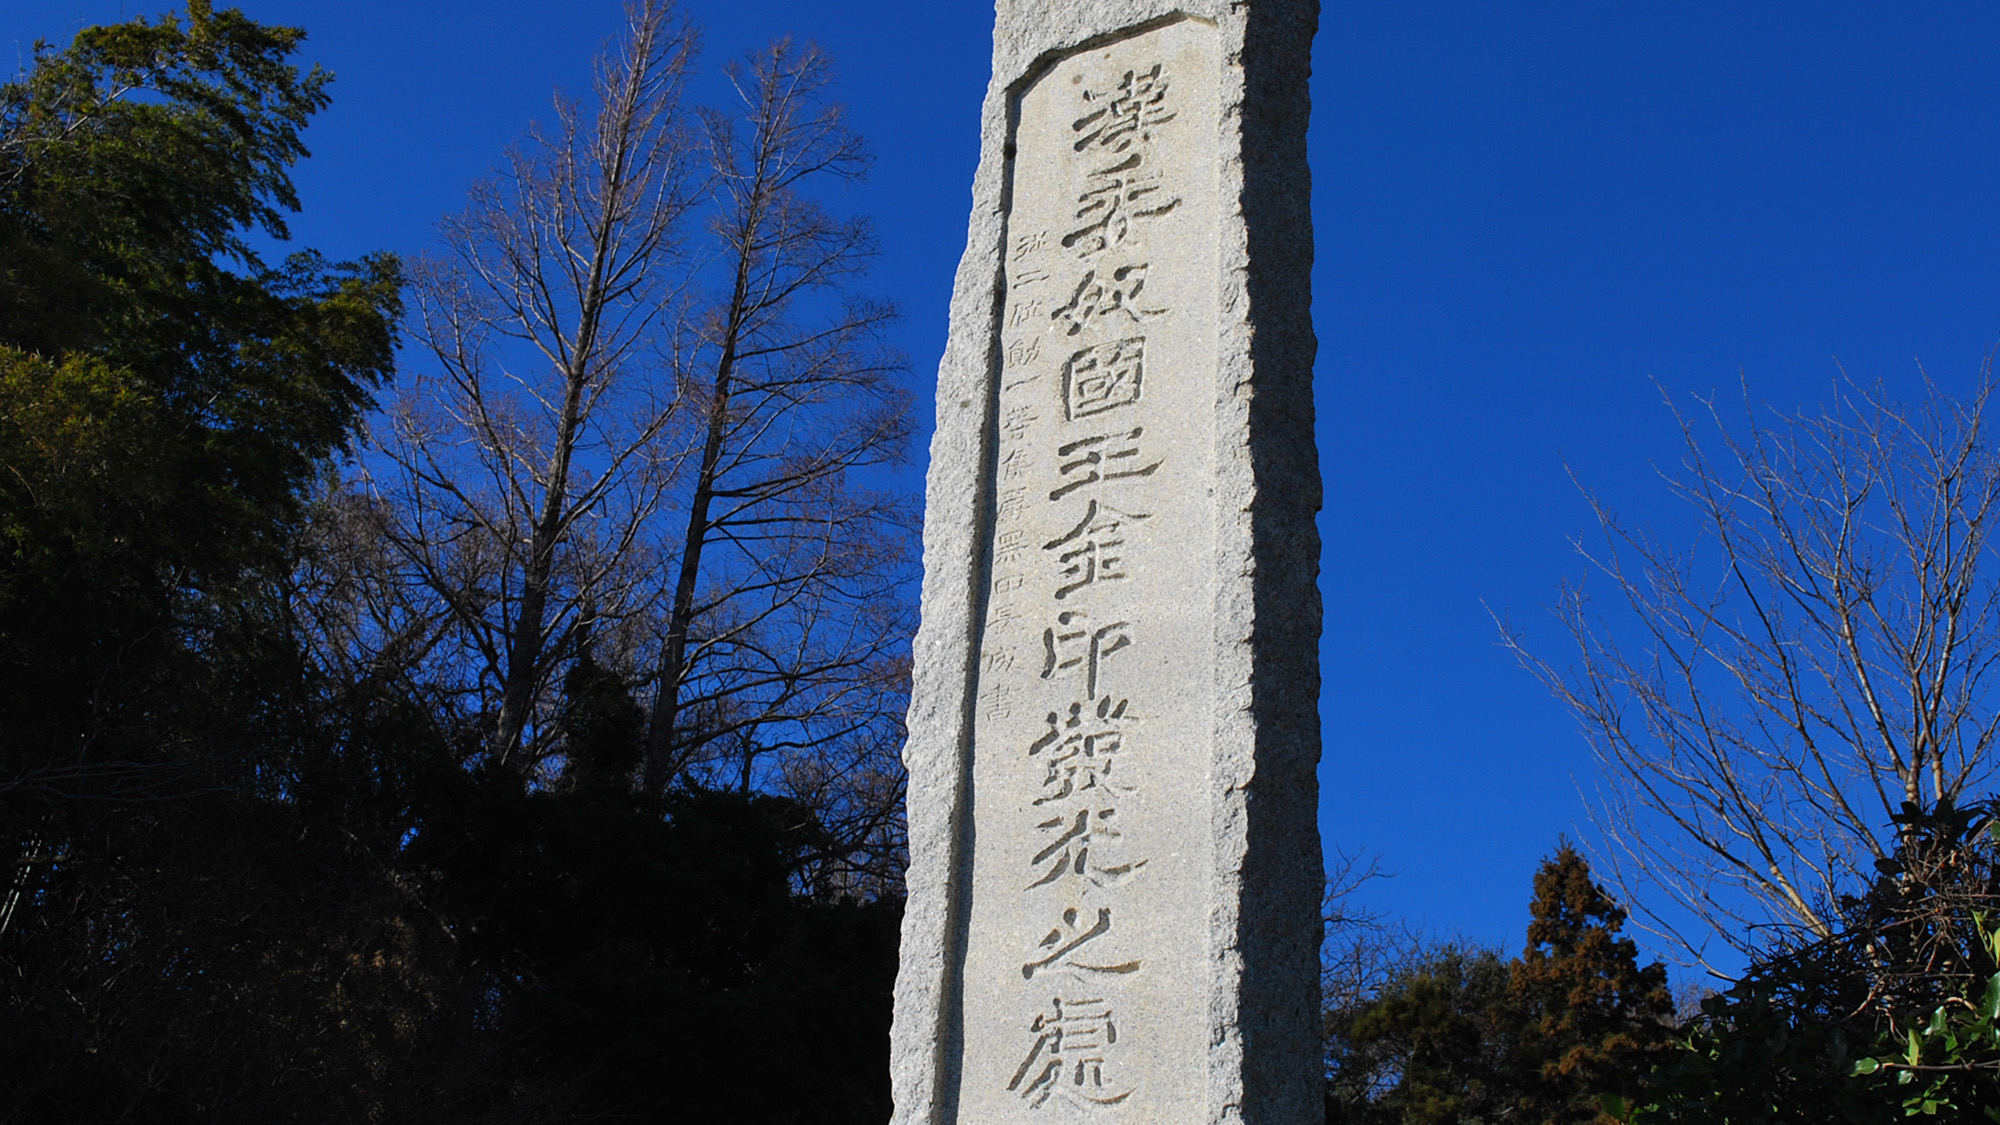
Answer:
[994,0,1229,22]
[994,0,1317,20]
[989,0,1314,88]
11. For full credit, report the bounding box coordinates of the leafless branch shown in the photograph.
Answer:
[1501,368,2000,966]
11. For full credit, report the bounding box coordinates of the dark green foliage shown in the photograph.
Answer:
[1610,984,1900,1125]
[0,20,407,1111]
[1327,946,1515,1124]
[411,762,900,1122]
[0,601,458,1122]
[1837,799,2000,1024]
[1,25,407,1116]
[0,0,401,799]
[2,0,331,350]
[1615,801,2000,1123]
[559,648,648,785]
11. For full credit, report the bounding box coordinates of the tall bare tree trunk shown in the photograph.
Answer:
[494,116,627,764]
[379,0,698,771]
[493,359,585,764]
[640,39,898,796]
[645,189,759,789]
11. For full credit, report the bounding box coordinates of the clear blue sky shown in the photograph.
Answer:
[10,0,2000,969]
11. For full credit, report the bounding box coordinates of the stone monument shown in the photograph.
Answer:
[891,1,1321,1121]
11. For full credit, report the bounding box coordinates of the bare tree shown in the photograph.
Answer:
[1503,373,2000,968]
[347,7,912,890]
[639,38,913,811]
[1320,847,1421,1016]
[367,0,701,769]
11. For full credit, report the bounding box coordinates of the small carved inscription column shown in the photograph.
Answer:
[894,3,1321,1124]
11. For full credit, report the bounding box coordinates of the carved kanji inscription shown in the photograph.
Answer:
[1063,338,1146,420]
[953,16,1225,1122]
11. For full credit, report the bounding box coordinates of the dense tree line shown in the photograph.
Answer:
[1322,844,1675,1125]
[0,4,906,1122]
[1322,820,2000,1122]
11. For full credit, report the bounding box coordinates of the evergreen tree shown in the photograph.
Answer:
[0,0,401,793]
[0,6,413,1119]
[1331,946,1515,1125]
[558,646,648,788]
[1500,843,1674,1124]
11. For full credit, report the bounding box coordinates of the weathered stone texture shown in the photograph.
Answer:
[892,3,1320,1122]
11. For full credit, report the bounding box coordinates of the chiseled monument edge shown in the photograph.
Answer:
[891,1,1322,1121]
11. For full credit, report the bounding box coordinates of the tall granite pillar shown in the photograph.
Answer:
[891,2,1321,1122]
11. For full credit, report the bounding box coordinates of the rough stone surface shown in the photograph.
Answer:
[891,3,1321,1122]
